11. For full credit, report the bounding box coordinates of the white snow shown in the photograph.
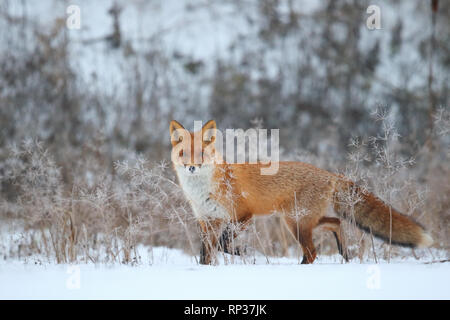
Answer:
[0,247,449,300]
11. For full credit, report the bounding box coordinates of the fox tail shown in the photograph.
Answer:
[333,179,433,248]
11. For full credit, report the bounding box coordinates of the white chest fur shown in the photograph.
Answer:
[176,166,229,220]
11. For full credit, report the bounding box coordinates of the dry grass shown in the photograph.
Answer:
[0,1,448,265]
[0,108,448,265]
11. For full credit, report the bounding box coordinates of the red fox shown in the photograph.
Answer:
[170,120,433,265]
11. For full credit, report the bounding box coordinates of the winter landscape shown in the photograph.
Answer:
[0,0,449,300]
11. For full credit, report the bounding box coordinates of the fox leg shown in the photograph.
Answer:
[198,219,224,265]
[299,227,316,264]
[317,217,349,262]
[218,216,252,256]
[218,224,240,255]
[284,216,317,264]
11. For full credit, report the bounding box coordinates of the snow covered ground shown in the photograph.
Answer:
[1,247,449,300]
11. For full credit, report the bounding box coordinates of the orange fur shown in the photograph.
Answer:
[170,120,433,264]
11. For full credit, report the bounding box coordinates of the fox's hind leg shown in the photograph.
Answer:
[317,217,349,262]
[284,216,317,264]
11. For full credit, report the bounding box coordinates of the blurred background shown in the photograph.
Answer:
[0,0,448,264]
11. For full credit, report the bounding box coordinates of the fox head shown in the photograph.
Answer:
[169,120,221,175]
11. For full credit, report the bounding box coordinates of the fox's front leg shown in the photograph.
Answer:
[198,219,224,265]
[218,216,252,255]
[218,224,241,255]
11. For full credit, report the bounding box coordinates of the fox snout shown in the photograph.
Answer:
[183,163,207,174]
[186,165,203,174]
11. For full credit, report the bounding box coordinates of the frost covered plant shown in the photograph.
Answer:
[0,140,197,264]
[342,107,432,262]
[0,117,446,265]
[0,139,72,262]
[114,158,199,256]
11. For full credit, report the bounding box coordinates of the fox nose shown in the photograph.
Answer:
[188,166,196,173]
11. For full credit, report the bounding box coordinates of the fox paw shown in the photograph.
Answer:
[221,243,245,256]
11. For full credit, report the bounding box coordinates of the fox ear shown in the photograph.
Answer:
[202,120,216,144]
[170,120,185,146]
[170,120,184,135]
